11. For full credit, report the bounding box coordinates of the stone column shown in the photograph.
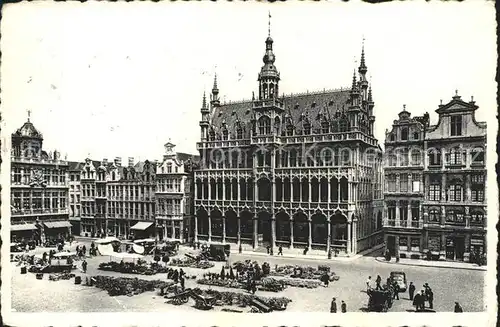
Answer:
[440,205,446,225]
[327,178,331,203]
[396,174,400,193]
[441,148,446,169]
[346,222,352,254]
[465,206,470,228]
[307,219,312,251]
[222,179,226,201]
[290,179,294,202]
[271,216,276,249]
[352,219,358,254]
[194,181,198,200]
[208,180,211,200]
[439,233,446,260]
[222,216,226,243]
[253,218,258,249]
[308,179,312,203]
[237,217,241,245]
[326,219,331,253]
[208,214,212,242]
[408,203,412,226]
[395,200,400,226]
[289,218,294,249]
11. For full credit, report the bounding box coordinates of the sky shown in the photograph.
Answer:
[0,1,496,163]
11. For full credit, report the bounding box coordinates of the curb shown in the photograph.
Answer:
[374,257,487,272]
[230,250,359,262]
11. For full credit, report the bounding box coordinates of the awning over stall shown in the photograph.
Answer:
[43,221,73,229]
[11,224,37,232]
[130,222,154,230]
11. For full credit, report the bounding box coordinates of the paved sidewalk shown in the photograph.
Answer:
[374,256,487,271]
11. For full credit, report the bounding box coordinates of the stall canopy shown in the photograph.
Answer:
[130,222,154,230]
[11,224,37,231]
[95,236,120,244]
[44,221,73,229]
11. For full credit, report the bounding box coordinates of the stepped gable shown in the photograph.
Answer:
[210,89,350,136]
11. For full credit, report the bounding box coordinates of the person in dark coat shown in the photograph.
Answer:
[413,292,422,312]
[427,288,434,309]
[330,298,337,313]
[82,245,87,256]
[278,246,283,255]
[375,275,382,290]
[82,260,88,273]
[341,300,347,313]
[180,276,185,290]
[392,282,400,300]
[179,268,185,278]
[408,282,415,301]
[454,302,463,312]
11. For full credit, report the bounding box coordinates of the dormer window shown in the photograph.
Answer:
[413,132,419,140]
[401,127,408,141]
[286,124,294,136]
[303,121,311,135]
[321,121,329,134]
[167,163,172,173]
[208,129,215,141]
[222,128,229,140]
[390,134,395,142]
[236,127,243,139]
[258,116,271,135]
[450,115,462,136]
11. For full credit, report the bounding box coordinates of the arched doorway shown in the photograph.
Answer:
[311,212,328,245]
[330,212,348,247]
[210,209,223,238]
[225,210,238,241]
[276,211,291,242]
[197,208,209,236]
[239,211,253,243]
[293,211,309,245]
[258,211,272,243]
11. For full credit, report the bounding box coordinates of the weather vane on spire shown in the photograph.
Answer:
[268,11,272,37]
[27,109,31,122]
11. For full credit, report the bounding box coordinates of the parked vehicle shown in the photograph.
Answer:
[390,271,407,292]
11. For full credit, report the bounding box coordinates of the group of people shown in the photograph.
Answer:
[265,245,284,256]
[330,298,347,313]
[167,267,186,289]
[409,282,434,311]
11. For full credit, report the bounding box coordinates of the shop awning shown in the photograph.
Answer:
[69,217,81,221]
[44,221,73,229]
[11,224,37,232]
[130,221,154,230]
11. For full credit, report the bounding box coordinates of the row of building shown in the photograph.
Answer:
[6,31,487,262]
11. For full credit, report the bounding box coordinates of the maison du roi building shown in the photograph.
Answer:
[66,144,198,243]
[193,31,384,255]
[10,115,71,243]
[383,93,487,262]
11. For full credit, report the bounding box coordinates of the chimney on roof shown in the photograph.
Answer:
[102,158,108,166]
[114,157,122,167]
[128,157,134,167]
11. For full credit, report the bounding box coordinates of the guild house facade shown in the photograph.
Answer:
[383,92,487,262]
[10,114,71,243]
[155,141,199,243]
[194,30,384,255]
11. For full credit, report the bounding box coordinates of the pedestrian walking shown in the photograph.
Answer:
[330,297,337,313]
[278,246,283,256]
[408,282,415,300]
[82,245,87,256]
[82,260,87,273]
[392,282,400,300]
[454,302,463,312]
[413,292,422,312]
[428,288,434,310]
[366,276,372,292]
[179,268,185,278]
[418,290,425,311]
[180,276,185,290]
[266,245,270,254]
[341,300,347,313]
[375,275,382,290]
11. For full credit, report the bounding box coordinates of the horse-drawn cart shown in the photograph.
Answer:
[367,289,393,312]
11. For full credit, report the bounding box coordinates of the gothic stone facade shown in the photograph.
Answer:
[383,93,487,262]
[10,117,71,243]
[194,34,383,254]
[155,142,198,243]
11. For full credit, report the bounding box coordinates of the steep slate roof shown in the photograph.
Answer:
[12,121,43,139]
[210,89,351,137]
[68,161,85,171]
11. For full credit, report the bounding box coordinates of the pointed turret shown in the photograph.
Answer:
[200,91,210,141]
[258,12,280,101]
[210,73,220,108]
[358,39,369,94]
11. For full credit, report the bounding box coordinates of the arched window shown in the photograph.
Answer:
[401,127,408,141]
[274,117,281,134]
[321,121,329,134]
[209,129,216,141]
[286,124,294,136]
[303,120,311,135]
[258,116,271,135]
[236,125,243,139]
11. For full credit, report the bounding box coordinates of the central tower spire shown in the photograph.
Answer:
[258,12,280,101]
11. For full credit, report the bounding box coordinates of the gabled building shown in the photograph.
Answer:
[193,28,383,255]
[10,114,71,243]
[423,92,487,262]
[383,106,429,258]
[383,92,487,262]
[155,141,199,243]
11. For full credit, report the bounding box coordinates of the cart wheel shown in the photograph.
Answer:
[182,296,189,303]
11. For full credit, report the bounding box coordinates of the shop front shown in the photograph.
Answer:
[11,223,38,243]
[445,236,465,261]
[469,235,486,264]
[43,221,73,242]
[130,221,155,240]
